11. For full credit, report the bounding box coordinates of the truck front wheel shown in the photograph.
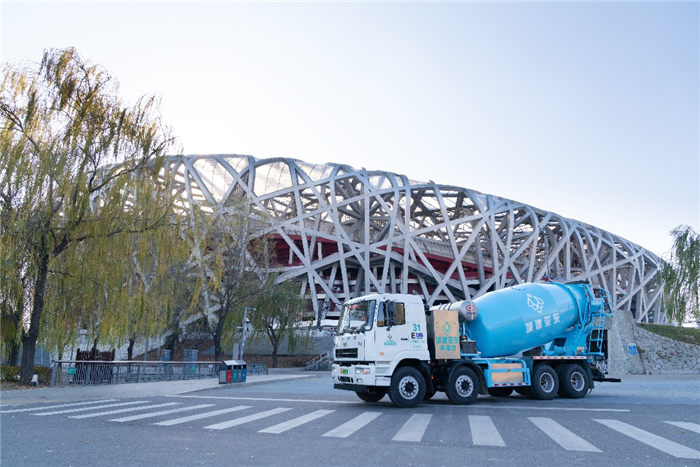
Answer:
[356,389,387,403]
[389,367,426,408]
[529,364,559,400]
[446,366,479,405]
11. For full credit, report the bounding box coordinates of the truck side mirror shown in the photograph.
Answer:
[377,302,386,327]
[386,302,397,328]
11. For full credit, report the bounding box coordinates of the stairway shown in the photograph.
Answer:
[305,350,333,371]
[587,288,613,357]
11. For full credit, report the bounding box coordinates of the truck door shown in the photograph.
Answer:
[374,300,411,362]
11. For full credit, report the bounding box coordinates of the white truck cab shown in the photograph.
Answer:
[331,294,430,401]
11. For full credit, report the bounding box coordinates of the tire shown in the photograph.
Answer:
[356,389,386,403]
[529,364,559,400]
[558,364,589,399]
[446,366,480,405]
[388,367,426,408]
[488,387,513,397]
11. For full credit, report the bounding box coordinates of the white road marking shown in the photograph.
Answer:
[204,408,292,430]
[154,406,252,426]
[1,400,117,413]
[170,395,357,404]
[664,421,700,435]
[70,403,181,419]
[170,395,629,412]
[595,419,700,459]
[393,414,432,442]
[32,401,150,416]
[469,415,506,447]
[454,405,630,413]
[323,412,383,438]
[111,404,215,422]
[259,409,335,434]
[529,417,601,452]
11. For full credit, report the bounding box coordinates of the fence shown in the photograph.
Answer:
[50,360,269,387]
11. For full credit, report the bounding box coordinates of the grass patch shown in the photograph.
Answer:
[637,323,700,347]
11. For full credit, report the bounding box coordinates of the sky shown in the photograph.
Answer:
[2,1,698,257]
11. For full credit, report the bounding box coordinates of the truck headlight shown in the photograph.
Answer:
[355,367,370,375]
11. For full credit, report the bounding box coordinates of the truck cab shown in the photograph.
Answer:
[332,294,430,403]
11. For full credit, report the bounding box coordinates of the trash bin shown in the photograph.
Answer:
[218,360,247,384]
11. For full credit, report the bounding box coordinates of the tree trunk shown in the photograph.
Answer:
[213,313,226,361]
[5,306,21,366]
[7,341,20,366]
[127,338,135,360]
[272,346,278,368]
[20,253,49,384]
[268,326,279,368]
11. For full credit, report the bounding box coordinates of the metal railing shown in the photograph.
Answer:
[50,360,218,387]
[305,350,333,371]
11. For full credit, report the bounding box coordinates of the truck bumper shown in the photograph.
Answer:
[332,363,391,388]
[333,383,385,394]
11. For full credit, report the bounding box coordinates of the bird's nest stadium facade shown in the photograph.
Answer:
[167,155,664,324]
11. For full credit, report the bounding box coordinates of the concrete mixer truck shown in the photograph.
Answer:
[331,282,619,408]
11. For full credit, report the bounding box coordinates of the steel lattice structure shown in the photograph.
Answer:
[166,155,664,324]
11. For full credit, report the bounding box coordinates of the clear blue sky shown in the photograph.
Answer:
[2,1,698,257]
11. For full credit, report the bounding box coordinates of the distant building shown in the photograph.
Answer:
[167,155,664,324]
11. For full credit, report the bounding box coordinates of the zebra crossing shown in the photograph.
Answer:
[2,400,699,459]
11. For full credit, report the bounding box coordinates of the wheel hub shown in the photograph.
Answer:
[399,376,419,399]
[456,375,473,397]
[570,371,585,391]
[539,373,555,392]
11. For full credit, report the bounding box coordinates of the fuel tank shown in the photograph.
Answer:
[463,282,591,357]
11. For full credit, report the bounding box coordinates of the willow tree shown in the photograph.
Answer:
[0,48,177,383]
[662,225,700,325]
[251,275,309,368]
[189,194,274,361]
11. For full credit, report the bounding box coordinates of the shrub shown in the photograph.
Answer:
[0,366,53,385]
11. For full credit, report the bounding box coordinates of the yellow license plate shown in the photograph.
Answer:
[341,369,348,375]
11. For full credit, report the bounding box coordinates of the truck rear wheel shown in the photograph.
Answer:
[389,367,426,408]
[356,389,386,403]
[558,364,588,399]
[446,366,479,405]
[529,364,559,400]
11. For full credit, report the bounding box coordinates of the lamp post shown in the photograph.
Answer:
[237,307,256,360]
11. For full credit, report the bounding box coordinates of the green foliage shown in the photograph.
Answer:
[0,365,52,385]
[637,323,700,347]
[188,194,275,361]
[250,275,309,367]
[0,48,178,383]
[661,225,700,325]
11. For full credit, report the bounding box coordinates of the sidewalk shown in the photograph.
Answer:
[0,369,327,405]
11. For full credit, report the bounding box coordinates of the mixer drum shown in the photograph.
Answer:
[463,283,586,357]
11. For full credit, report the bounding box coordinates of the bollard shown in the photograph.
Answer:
[30,374,39,386]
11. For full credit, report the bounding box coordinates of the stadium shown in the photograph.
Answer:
[166,154,664,325]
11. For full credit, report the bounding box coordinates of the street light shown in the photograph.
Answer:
[235,307,256,360]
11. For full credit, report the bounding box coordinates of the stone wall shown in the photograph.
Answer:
[607,307,700,375]
[632,325,700,374]
[608,307,646,375]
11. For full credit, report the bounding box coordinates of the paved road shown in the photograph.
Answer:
[2,372,699,467]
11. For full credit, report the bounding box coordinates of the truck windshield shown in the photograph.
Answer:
[337,300,376,334]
